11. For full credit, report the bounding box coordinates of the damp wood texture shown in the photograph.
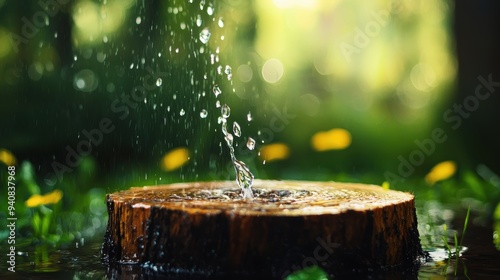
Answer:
[102,180,423,279]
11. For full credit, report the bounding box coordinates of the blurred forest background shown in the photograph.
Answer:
[0,0,500,244]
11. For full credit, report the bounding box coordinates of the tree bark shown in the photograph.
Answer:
[102,180,423,279]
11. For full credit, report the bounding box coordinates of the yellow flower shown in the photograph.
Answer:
[381,181,390,190]
[161,147,190,171]
[425,161,457,185]
[0,149,16,166]
[26,189,63,208]
[311,128,351,151]
[259,143,290,162]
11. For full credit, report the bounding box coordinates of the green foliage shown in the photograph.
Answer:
[441,206,471,277]
[285,266,329,280]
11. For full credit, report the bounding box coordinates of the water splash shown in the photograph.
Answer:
[197,2,254,199]
[220,113,254,199]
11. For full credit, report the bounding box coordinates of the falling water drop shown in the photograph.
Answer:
[218,17,224,28]
[215,100,221,108]
[213,84,222,97]
[247,112,252,122]
[246,138,256,150]
[200,109,208,118]
[156,78,162,87]
[224,65,232,80]
[196,15,202,27]
[207,3,214,15]
[199,28,211,44]
[221,104,230,118]
[217,65,223,75]
[233,122,241,137]
[180,109,186,116]
[136,16,141,24]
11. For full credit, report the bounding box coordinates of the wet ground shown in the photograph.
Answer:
[1,207,499,279]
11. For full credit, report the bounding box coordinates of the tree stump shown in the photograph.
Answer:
[102,180,423,279]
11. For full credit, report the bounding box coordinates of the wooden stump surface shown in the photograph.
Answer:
[102,180,423,278]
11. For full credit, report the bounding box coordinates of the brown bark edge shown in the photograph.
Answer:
[102,180,424,279]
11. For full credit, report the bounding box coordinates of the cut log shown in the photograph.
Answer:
[102,180,423,279]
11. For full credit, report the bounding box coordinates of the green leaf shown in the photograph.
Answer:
[285,266,329,280]
[463,171,487,201]
[459,206,470,248]
[494,203,500,221]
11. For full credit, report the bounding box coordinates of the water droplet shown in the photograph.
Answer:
[217,116,225,124]
[218,17,224,28]
[136,16,141,24]
[196,15,202,27]
[216,100,221,108]
[130,63,134,69]
[225,65,232,80]
[54,32,58,38]
[213,84,222,97]
[199,28,211,44]
[221,104,230,118]
[233,122,241,137]
[199,0,205,10]
[156,78,162,87]
[207,3,214,15]
[200,109,208,118]
[217,65,223,75]
[180,109,185,116]
[246,138,256,150]
[247,112,252,122]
